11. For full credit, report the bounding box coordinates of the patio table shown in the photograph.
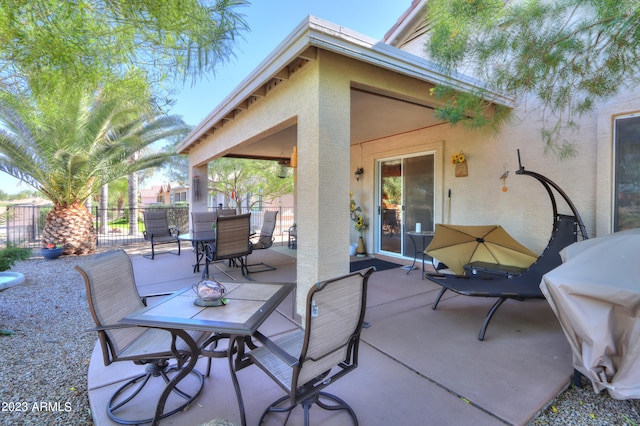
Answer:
[120,280,295,426]
[179,230,216,273]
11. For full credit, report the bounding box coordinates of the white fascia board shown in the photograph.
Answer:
[383,0,428,45]
[306,17,512,105]
[178,15,513,152]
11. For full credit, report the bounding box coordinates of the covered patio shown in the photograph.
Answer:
[176,16,513,314]
[86,246,573,425]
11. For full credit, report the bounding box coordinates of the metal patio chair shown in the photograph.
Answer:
[247,210,278,272]
[244,267,375,425]
[191,211,217,232]
[75,250,209,425]
[203,213,253,279]
[142,210,181,259]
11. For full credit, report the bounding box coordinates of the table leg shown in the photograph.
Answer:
[407,234,418,275]
[229,335,249,426]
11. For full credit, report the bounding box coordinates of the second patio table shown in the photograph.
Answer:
[120,280,295,426]
[179,230,217,273]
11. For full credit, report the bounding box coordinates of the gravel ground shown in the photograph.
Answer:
[1,253,639,426]
[1,255,95,426]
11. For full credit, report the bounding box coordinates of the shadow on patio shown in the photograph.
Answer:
[86,244,572,426]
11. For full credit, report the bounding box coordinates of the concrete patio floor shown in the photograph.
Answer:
[86,244,573,425]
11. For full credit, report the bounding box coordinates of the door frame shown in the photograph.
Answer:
[375,150,437,259]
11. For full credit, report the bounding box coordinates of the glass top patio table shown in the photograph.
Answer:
[120,280,295,426]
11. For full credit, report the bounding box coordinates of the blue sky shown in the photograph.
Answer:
[1,1,412,194]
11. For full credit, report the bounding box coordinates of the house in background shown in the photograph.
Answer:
[169,184,189,205]
[139,185,167,206]
[139,183,189,206]
[177,1,639,313]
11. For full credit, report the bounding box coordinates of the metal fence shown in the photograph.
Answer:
[3,204,295,249]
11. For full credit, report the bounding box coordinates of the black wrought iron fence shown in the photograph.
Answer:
[3,204,295,249]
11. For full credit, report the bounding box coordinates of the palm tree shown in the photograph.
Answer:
[0,87,189,255]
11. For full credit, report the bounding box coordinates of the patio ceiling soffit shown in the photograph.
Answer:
[177,15,514,155]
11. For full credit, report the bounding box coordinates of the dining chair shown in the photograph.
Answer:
[191,211,217,232]
[75,249,209,425]
[244,267,375,425]
[142,210,181,259]
[247,210,278,272]
[217,207,237,216]
[203,213,253,279]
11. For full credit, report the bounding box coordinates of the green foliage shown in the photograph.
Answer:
[0,245,32,272]
[208,158,294,209]
[0,0,249,103]
[425,0,640,158]
[0,189,38,201]
[0,84,190,207]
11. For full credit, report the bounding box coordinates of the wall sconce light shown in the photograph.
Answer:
[354,167,364,181]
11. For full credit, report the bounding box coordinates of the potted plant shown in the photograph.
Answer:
[41,243,64,260]
[350,192,368,257]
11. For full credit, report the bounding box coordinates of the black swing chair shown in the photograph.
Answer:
[426,150,589,340]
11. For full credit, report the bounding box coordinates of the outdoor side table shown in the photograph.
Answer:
[406,231,434,279]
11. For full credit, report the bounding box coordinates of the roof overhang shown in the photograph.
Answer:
[177,15,514,154]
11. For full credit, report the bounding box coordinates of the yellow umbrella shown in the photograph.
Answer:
[425,224,538,275]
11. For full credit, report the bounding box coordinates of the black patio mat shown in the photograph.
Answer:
[350,258,403,273]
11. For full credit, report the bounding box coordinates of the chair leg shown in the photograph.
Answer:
[245,254,277,274]
[432,287,447,310]
[478,297,507,341]
[143,243,156,260]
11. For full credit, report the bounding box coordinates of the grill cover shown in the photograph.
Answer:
[540,228,640,399]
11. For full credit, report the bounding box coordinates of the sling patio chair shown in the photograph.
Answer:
[191,211,217,233]
[75,250,210,425]
[247,210,278,273]
[142,210,181,260]
[217,207,237,216]
[203,213,253,279]
[242,267,375,425]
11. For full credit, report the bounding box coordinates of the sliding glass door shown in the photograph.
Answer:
[377,153,435,257]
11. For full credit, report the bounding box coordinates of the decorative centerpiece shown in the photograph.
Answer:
[41,243,64,260]
[192,277,227,307]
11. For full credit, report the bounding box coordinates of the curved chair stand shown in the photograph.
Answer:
[260,390,358,425]
[108,355,204,425]
[427,151,588,340]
